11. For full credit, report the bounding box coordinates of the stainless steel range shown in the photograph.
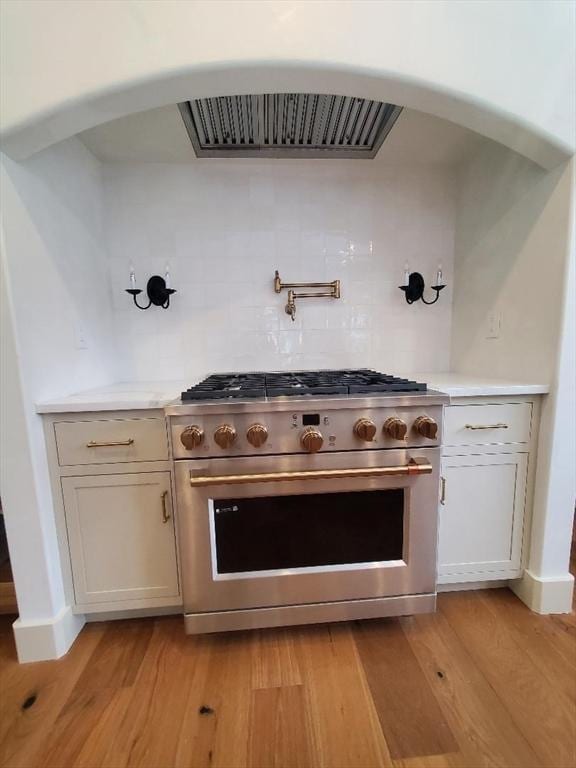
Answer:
[166,369,449,634]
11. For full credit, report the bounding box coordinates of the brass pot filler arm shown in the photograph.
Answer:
[274,270,341,321]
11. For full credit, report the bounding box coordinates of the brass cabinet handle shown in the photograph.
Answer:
[161,490,170,523]
[440,476,446,505]
[189,458,433,487]
[464,423,509,430]
[86,438,135,447]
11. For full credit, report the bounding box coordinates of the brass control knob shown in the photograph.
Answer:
[213,424,237,449]
[414,415,438,440]
[246,423,268,448]
[383,417,408,441]
[180,425,204,450]
[354,418,377,442]
[301,427,324,453]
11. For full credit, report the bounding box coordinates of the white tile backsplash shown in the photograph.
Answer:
[104,161,455,382]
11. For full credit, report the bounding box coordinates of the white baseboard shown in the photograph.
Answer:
[85,605,182,622]
[438,579,510,592]
[12,605,85,663]
[512,569,575,614]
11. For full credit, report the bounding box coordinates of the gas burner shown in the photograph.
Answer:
[181,369,426,401]
[181,373,266,401]
[265,371,349,397]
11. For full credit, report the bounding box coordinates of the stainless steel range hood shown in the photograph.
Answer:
[178,94,402,159]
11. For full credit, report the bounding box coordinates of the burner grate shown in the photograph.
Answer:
[181,373,266,401]
[265,371,349,397]
[181,369,426,401]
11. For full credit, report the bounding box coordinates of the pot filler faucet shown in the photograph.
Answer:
[274,271,341,321]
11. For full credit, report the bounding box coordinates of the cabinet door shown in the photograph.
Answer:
[438,453,528,583]
[62,472,179,606]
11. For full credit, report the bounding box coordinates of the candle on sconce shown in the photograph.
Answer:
[125,265,176,309]
[435,264,443,286]
[403,264,410,287]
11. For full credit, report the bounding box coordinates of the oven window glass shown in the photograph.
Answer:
[213,489,404,574]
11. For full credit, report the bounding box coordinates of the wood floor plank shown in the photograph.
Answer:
[392,754,468,768]
[551,610,576,637]
[0,622,106,768]
[0,616,16,659]
[487,588,576,704]
[401,610,541,768]
[248,685,313,768]
[353,618,458,760]
[70,618,154,693]
[440,590,576,768]
[0,582,17,615]
[39,686,117,768]
[0,593,574,768]
[73,616,196,768]
[37,620,154,768]
[75,687,134,768]
[174,630,253,768]
[296,623,392,768]
[251,627,302,690]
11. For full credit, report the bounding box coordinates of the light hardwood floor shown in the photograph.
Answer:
[0,587,574,768]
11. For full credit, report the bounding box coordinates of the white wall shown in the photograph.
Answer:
[0,136,116,652]
[451,143,572,381]
[451,144,575,608]
[2,140,117,401]
[104,161,455,381]
[525,160,575,594]
[1,1,574,166]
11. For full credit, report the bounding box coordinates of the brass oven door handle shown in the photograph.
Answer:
[464,423,509,430]
[440,476,446,505]
[189,458,433,487]
[161,490,171,523]
[86,438,135,448]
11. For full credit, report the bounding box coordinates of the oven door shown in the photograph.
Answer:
[174,448,440,613]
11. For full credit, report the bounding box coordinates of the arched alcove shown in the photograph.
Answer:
[1,61,571,169]
[0,0,573,665]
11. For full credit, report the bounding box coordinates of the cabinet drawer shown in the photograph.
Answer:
[443,403,531,447]
[54,417,169,466]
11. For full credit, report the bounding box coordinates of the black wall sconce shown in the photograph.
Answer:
[126,267,176,310]
[399,265,445,305]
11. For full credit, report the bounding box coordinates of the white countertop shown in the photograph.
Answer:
[408,372,549,398]
[35,381,189,413]
[35,373,549,413]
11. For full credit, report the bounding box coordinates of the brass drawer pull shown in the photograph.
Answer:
[440,476,446,505]
[464,423,509,430]
[161,490,170,523]
[190,458,433,487]
[86,438,135,448]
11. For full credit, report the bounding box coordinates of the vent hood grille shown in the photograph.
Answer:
[178,94,402,158]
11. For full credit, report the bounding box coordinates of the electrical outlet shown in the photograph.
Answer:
[486,311,502,339]
[74,325,88,350]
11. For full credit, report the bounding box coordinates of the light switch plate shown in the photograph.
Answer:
[486,311,502,339]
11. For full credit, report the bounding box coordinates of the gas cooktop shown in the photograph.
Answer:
[181,369,427,401]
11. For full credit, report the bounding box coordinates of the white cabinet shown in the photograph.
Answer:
[438,452,528,583]
[43,409,181,615]
[437,397,538,586]
[62,471,180,609]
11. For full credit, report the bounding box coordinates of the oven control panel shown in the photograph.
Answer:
[171,404,444,459]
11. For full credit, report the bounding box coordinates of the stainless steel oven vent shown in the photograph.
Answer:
[178,94,402,159]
